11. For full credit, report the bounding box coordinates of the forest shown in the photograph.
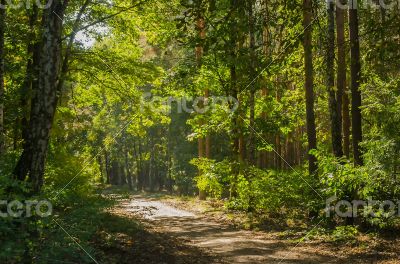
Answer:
[1,0,400,263]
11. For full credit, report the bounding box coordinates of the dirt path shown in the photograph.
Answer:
[117,195,391,264]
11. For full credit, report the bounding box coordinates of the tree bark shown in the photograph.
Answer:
[327,0,343,158]
[124,148,133,190]
[349,0,363,165]
[20,7,39,145]
[196,12,207,200]
[303,0,318,175]
[0,0,6,154]
[13,1,68,192]
[337,0,350,158]
[342,85,351,158]
[248,0,256,165]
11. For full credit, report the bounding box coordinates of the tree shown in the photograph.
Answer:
[349,0,363,165]
[327,0,343,158]
[303,0,317,175]
[247,0,257,165]
[14,0,68,192]
[336,0,350,158]
[0,0,5,154]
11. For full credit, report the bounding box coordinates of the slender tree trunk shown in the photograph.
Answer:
[259,0,270,169]
[135,139,144,191]
[342,86,351,158]
[327,0,343,158]
[57,0,91,97]
[105,151,111,184]
[303,0,318,175]
[337,1,350,158]
[97,155,104,184]
[248,0,256,165]
[110,160,119,185]
[0,0,6,154]
[349,0,363,165]
[13,1,68,192]
[274,90,282,169]
[196,13,207,200]
[259,88,268,168]
[125,148,132,190]
[119,162,126,186]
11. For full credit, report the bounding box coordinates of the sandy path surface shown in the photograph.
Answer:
[119,195,374,264]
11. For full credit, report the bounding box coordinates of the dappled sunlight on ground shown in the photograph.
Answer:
[116,194,395,264]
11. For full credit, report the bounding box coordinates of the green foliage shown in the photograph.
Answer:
[227,167,312,217]
[191,158,228,198]
[331,226,358,242]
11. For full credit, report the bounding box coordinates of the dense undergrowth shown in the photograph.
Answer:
[0,152,118,263]
[191,149,400,231]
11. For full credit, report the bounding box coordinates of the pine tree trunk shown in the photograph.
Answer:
[342,86,351,158]
[125,148,133,190]
[259,88,268,169]
[337,1,350,158]
[303,0,318,175]
[248,0,256,165]
[196,14,207,200]
[349,0,363,165]
[327,1,343,158]
[0,0,6,154]
[105,151,111,184]
[13,0,68,192]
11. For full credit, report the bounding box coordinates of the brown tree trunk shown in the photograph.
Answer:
[13,1,68,192]
[125,148,133,190]
[303,0,318,175]
[97,155,104,184]
[105,151,111,184]
[337,1,350,158]
[327,0,343,158]
[342,86,351,158]
[20,7,39,144]
[349,0,363,165]
[196,13,207,200]
[259,89,268,169]
[0,0,5,154]
[248,0,256,166]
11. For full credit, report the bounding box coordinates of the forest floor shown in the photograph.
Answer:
[105,192,400,264]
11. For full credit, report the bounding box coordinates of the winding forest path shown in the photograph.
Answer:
[115,194,388,264]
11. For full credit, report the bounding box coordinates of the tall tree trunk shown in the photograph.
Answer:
[13,1,68,192]
[196,13,207,200]
[97,155,104,184]
[248,0,256,165]
[303,0,318,175]
[259,0,270,169]
[105,151,111,184]
[135,139,144,191]
[0,0,6,154]
[20,7,39,144]
[349,0,363,165]
[57,0,91,97]
[327,0,343,158]
[337,0,350,158]
[124,148,133,190]
[259,88,268,168]
[274,90,282,169]
[342,85,351,158]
